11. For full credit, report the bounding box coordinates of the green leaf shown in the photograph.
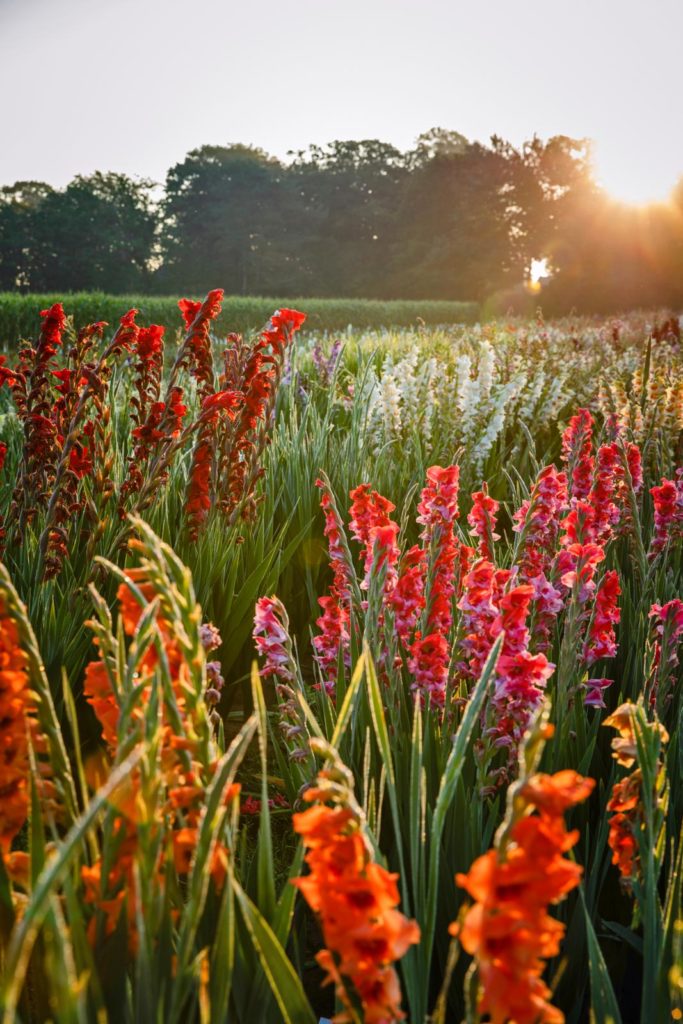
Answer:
[232,877,316,1024]
[581,889,623,1024]
[422,633,503,1007]
[251,665,276,924]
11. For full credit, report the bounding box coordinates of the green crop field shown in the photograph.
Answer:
[0,292,479,345]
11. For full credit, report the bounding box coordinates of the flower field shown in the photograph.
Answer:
[0,292,681,1023]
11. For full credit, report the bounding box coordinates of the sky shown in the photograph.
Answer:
[1,0,682,205]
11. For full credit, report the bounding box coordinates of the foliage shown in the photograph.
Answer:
[0,301,681,1022]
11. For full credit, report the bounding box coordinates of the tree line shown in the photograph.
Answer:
[2,129,682,313]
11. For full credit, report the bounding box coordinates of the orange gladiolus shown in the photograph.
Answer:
[453,770,594,1024]
[606,773,641,885]
[293,799,419,1024]
[603,703,668,892]
[603,702,668,768]
[81,567,237,949]
[0,598,33,859]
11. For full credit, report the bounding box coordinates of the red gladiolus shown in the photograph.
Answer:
[201,389,243,418]
[271,307,306,332]
[37,302,67,362]
[389,545,426,641]
[316,477,355,606]
[312,595,350,695]
[69,441,93,479]
[561,407,594,501]
[349,484,398,592]
[408,631,450,706]
[583,569,621,667]
[649,472,683,558]
[0,356,21,392]
[0,443,6,472]
[178,289,223,397]
[112,309,140,355]
[411,465,460,699]
[626,442,643,493]
[178,298,202,330]
[468,482,500,560]
[555,542,604,602]
[186,432,214,538]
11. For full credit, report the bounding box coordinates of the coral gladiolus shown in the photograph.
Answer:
[0,598,33,858]
[293,796,419,1024]
[454,770,594,1024]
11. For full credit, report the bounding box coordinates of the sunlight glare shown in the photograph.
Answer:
[594,139,680,207]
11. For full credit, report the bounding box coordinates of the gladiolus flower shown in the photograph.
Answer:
[292,788,419,1023]
[583,570,621,666]
[388,545,425,640]
[349,484,397,591]
[649,473,683,558]
[0,598,33,859]
[561,407,594,501]
[604,704,669,892]
[201,389,243,417]
[253,596,295,682]
[468,482,500,560]
[454,770,594,1024]
[513,464,568,579]
[583,677,613,708]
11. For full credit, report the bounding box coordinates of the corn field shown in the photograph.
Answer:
[0,292,681,1023]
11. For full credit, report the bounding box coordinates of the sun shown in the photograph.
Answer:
[594,140,680,207]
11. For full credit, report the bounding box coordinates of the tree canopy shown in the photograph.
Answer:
[1,130,682,314]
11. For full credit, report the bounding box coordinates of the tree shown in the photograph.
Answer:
[29,173,157,292]
[289,140,409,297]
[0,181,54,290]
[390,141,519,301]
[159,145,308,296]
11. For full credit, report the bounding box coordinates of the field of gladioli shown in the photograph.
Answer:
[0,292,681,1024]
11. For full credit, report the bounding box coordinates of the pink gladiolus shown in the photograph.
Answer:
[561,408,594,501]
[584,678,613,708]
[513,465,568,578]
[583,570,621,666]
[253,597,295,682]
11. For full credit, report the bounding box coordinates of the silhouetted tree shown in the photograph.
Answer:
[0,181,54,290]
[1,131,682,311]
[159,145,310,295]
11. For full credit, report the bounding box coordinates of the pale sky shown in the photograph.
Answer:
[2,0,682,204]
